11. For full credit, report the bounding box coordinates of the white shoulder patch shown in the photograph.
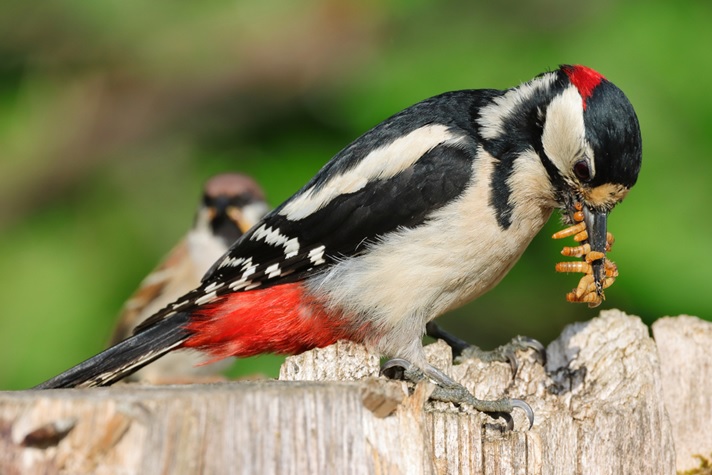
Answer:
[279,124,466,221]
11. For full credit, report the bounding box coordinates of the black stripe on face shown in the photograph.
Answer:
[479,76,571,228]
[488,145,521,229]
[480,102,550,228]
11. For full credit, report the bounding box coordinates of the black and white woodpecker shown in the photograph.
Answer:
[35,65,642,426]
[108,173,269,383]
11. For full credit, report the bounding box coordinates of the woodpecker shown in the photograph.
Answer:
[35,65,642,424]
[108,173,269,383]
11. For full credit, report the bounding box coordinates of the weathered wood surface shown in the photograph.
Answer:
[0,310,709,474]
[653,315,712,472]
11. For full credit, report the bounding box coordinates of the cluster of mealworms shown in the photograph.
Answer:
[552,202,618,308]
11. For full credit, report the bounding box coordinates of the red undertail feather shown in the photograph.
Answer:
[182,282,368,363]
[562,65,605,109]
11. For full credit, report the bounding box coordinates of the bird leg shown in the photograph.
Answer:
[380,358,534,430]
[425,321,546,375]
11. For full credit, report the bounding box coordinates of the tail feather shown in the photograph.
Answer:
[33,312,191,389]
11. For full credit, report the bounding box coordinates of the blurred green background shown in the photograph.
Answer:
[1,0,709,390]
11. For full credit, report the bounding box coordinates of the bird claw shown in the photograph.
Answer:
[380,357,534,430]
[425,322,546,375]
[511,399,535,430]
[427,376,534,430]
[477,399,535,431]
[380,358,425,382]
[511,335,547,366]
[458,335,547,373]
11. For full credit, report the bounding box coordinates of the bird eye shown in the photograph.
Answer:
[573,160,592,182]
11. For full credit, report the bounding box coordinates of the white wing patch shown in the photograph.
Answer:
[265,263,282,279]
[219,256,246,269]
[250,224,300,256]
[279,124,466,221]
[477,72,557,140]
[229,278,253,291]
[308,245,326,266]
[195,291,218,306]
[204,281,224,292]
[217,254,258,291]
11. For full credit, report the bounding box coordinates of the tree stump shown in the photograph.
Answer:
[653,315,712,473]
[1,309,710,474]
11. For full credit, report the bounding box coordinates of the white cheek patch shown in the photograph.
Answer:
[279,124,465,221]
[541,86,594,178]
[478,72,558,140]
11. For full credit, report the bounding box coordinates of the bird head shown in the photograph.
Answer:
[197,173,269,246]
[539,65,642,294]
[478,64,641,297]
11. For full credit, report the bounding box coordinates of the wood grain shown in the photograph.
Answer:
[2,310,706,474]
[653,315,712,472]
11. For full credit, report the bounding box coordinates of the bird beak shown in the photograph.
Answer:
[582,206,608,296]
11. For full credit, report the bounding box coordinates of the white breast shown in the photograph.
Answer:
[307,147,554,358]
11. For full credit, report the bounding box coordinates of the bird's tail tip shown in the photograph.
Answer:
[33,312,190,389]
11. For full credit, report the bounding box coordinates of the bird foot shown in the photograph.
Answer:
[425,322,546,375]
[380,358,533,430]
[457,336,546,374]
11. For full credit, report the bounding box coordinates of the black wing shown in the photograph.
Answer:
[206,90,499,287]
[137,89,499,331]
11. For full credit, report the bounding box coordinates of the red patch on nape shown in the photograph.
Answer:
[561,65,606,109]
[182,282,370,363]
